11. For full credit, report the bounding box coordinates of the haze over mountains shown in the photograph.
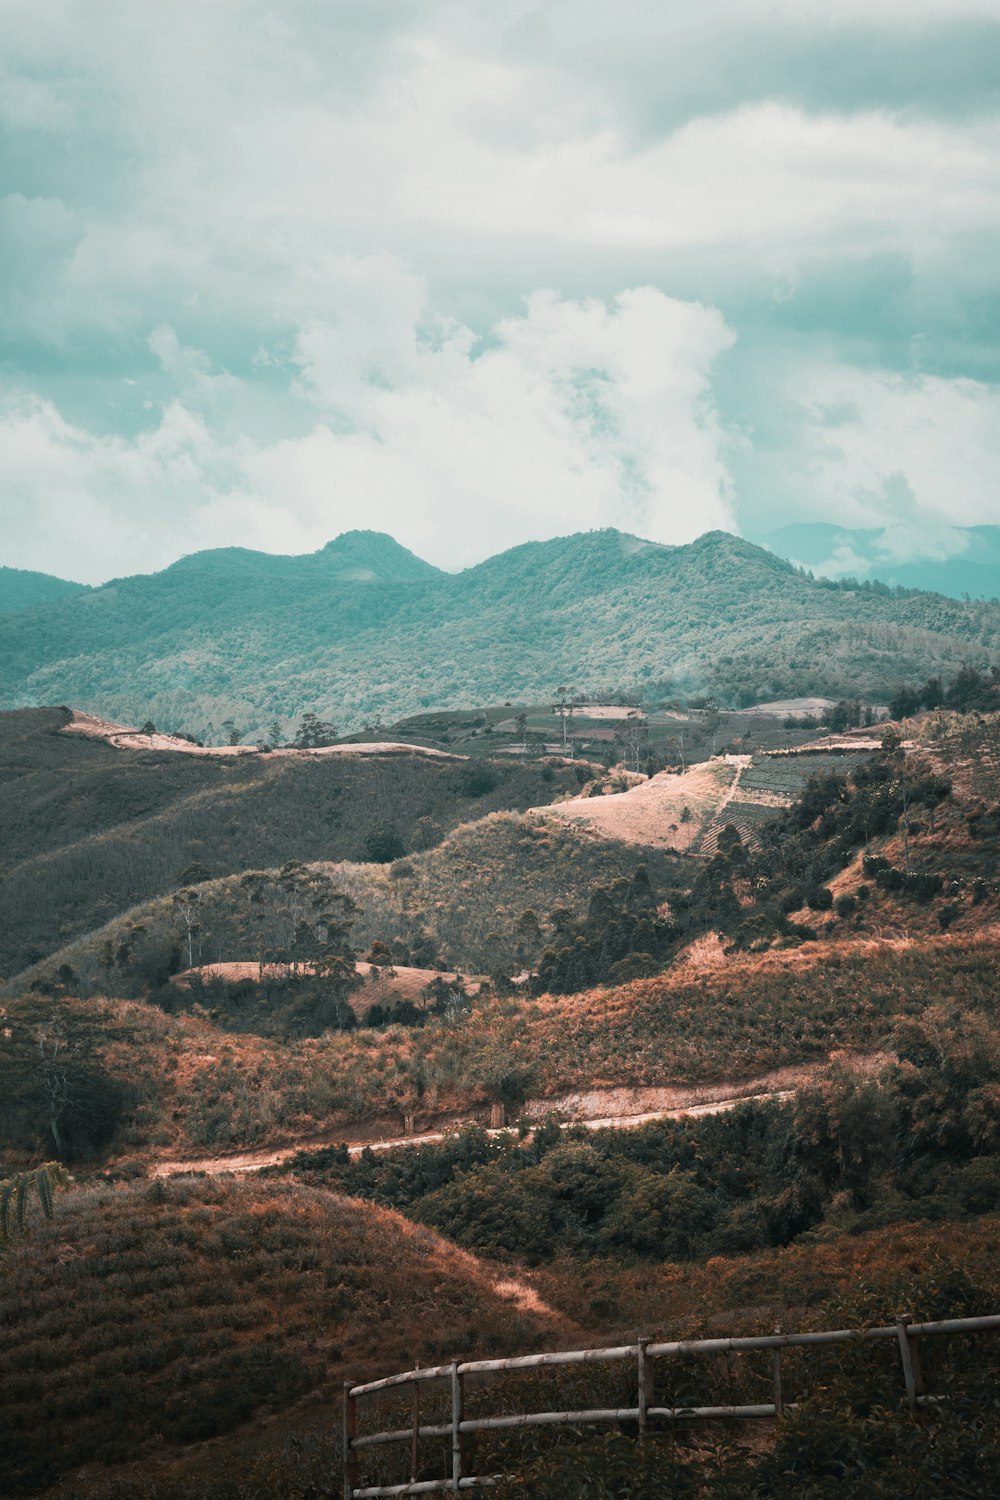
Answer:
[759,522,1000,601]
[3,527,1000,742]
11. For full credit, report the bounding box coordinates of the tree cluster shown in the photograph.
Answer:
[531,866,675,995]
[890,663,1000,719]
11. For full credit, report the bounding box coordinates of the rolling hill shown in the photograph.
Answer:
[2,528,999,742]
[5,708,1000,1497]
[0,565,88,614]
[0,1176,563,1496]
[0,707,584,977]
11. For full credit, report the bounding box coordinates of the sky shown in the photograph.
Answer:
[1,0,999,585]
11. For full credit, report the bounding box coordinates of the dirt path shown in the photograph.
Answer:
[64,711,463,761]
[149,1051,890,1180]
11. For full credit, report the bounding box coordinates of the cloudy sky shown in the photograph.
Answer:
[2,0,999,584]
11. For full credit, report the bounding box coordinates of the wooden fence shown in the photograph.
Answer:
[343,1311,1000,1498]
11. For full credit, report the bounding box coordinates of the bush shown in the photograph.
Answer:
[806,886,834,911]
[363,826,407,863]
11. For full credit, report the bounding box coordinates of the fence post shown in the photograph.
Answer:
[637,1339,651,1439]
[772,1327,783,1419]
[343,1381,358,1500]
[451,1360,464,1491]
[896,1314,924,1413]
[411,1379,420,1483]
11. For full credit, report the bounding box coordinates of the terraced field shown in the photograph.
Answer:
[699,747,876,853]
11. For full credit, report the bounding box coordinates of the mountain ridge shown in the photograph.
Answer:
[0,565,90,615]
[2,527,998,740]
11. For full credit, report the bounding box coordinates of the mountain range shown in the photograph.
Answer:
[2,527,999,741]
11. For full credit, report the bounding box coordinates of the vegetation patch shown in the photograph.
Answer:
[0,1177,558,1496]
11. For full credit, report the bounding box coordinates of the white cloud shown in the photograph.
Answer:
[2,6,998,350]
[0,285,736,581]
[797,367,1000,540]
[2,0,998,576]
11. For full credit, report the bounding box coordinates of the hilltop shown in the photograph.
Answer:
[2,528,998,741]
[0,565,88,614]
[0,707,583,976]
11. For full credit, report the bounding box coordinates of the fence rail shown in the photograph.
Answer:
[343,1311,1000,1498]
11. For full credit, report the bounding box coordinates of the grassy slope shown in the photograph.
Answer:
[11,712,1000,1162]
[539,758,736,851]
[4,925,998,1165]
[11,811,675,991]
[0,708,583,975]
[17,1201,1000,1498]
[3,529,999,741]
[534,1212,1000,1336]
[0,1176,563,1496]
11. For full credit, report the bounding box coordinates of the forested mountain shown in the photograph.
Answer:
[2,528,999,742]
[761,522,1000,600]
[0,565,89,614]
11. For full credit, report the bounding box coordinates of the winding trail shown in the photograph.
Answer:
[149,1051,890,1180]
[147,1052,890,1327]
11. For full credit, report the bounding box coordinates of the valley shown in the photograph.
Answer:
[3,675,1000,1497]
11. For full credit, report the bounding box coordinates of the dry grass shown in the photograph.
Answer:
[64,712,462,760]
[534,1213,1000,1339]
[175,961,485,1017]
[0,1176,569,1495]
[7,922,999,1170]
[537,760,736,851]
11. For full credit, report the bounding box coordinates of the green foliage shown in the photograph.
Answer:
[291,1014,1000,1266]
[3,530,1000,746]
[675,749,953,953]
[292,711,338,748]
[0,565,87,613]
[0,998,143,1160]
[890,662,1000,720]
[533,865,676,996]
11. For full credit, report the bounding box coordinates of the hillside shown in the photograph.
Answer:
[5,711,1000,1496]
[19,1206,1000,1497]
[2,528,998,741]
[0,708,583,976]
[0,565,89,614]
[0,1176,563,1496]
[535,744,877,852]
[8,808,674,995]
[3,924,996,1167]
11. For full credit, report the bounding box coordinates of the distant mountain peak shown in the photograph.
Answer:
[0,566,89,615]
[319,531,443,583]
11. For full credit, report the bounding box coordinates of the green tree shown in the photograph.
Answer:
[293,712,338,749]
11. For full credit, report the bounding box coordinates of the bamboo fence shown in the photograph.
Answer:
[343,1312,1000,1498]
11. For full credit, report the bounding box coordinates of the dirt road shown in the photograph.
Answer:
[150,1051,889,1179]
